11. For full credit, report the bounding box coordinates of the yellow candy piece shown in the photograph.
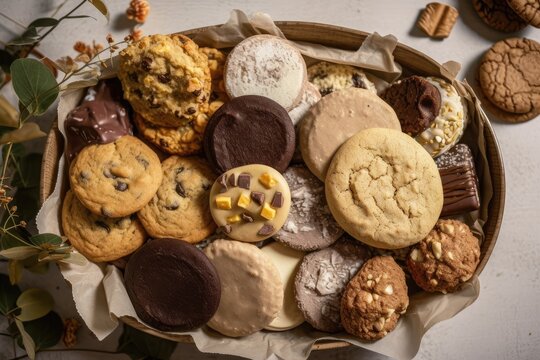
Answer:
[227,214,242,223]
[259,173,277,189]
[237,192,251,209]
[260,203,276,220]
[215,196,232,210]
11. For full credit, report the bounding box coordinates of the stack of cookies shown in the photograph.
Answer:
[61,32,484,342]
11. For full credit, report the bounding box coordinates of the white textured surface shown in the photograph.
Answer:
[0,0,539,359]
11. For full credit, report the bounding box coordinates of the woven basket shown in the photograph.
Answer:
[39,22,505,351]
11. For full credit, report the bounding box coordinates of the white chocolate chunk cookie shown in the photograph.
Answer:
[325,128,443,249]
[224,35,307,110]
[209,164,291,242]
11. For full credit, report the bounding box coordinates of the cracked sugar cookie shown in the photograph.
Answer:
[325,128,443,249]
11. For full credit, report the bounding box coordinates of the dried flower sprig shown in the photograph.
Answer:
[126,0,151,23]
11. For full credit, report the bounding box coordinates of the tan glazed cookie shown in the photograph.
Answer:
[118,34,211,127]
[479,38,540,115]
[137,156,216,243]
[307,61,376,96]
[300,88,401,181]
[209,164,291,242]
[69,135,162,218]
[205,240,283,337]
[407,219,481,293]
[325,128,443,249]
[506,0,540,28]
[62,190,146,262]
[472,0,528,32]
[341,256,409,341]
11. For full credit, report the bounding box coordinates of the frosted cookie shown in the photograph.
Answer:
[209,164,291,242]
[288,83,321,126]
[205,239,283,337]
[137,156,216,243]
[325,128,443,249]
[307,61,376,96]
[299,88,401,180]
[224,35,306,110]
[294,237,370,332]
[274,166,343,251]
[261,242,305,331]
[414,77,466,158]
[407,219,481,293]
[341,256,409,341]
[125,238,221,331]
[62,190,146,262]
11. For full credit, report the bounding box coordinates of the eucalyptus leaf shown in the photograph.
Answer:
[28,17,59,28]
[16,311,63,351]
[10,58,59,115]
[8,259,23,284]
[15,318,36,360]
[65,15,97,20]
[0,273,21,315]
[0,122,46,145]
[30,233,62,248]
[0,49,16,73]
[118,325,177,360]
[16,288,54,321]
[59,252,88,266]
[8,28,40,46]
[0,246,40,260]
[88,0,110,21]
[0,94,19,127]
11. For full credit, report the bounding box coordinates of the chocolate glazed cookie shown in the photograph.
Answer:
[204,95,295,173]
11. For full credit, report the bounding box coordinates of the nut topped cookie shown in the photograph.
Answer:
[69,135,162,218]
[341,256,409,341]
[137,156,216,244]
[407,219,481,293]
[118,34,211,127]
[307,61,376,96]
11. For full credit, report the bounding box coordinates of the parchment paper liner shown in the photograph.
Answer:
[36,10,493,360]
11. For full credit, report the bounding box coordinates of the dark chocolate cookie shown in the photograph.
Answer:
[472,0,528,32]
[381,75,441,136]
[203,95,295,173]
[124,238,221,331]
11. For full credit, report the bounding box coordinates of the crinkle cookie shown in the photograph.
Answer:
[62,190,146,262]
[137,156,216,243]
[118,34,211,127]
[307,61,376,96]
[407,219,481,293]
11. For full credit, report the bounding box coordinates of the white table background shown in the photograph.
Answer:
[0,1,539,359]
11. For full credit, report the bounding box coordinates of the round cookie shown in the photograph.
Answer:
[69,135,162,218]
[204,95,295,173]
[472,0,528,32]
[261,242,305,331]
[307,61,376,96]
[118,34,211,127]
[479,38,540,114]
[294,237,370,333]
[288,83,322,126]
[137,156,216,244]
[507,0,540,27]
[341,256,409,341]
[477,85,540,123]
[415,77,466,158]
[325,128,443,249]
[204,239,283,337]
[274,166,343,251]
[125,238,221,331]
[299,88,401,181]
[62,190,145,262]
[380,75,442,136]
[209,164,291,242]
[407,219,481,293]
[224,35,306,110]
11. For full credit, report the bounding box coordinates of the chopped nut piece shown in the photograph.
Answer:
[373,317,386,331]
[373,293,380,301]
[447,251,455,260]
[430,279,438,286]
[365,292,373,304]
[215,196,232,210]
[440,222,455,235]
[431,241,443,260]
[367,280,374,287]
[383,284,394,295]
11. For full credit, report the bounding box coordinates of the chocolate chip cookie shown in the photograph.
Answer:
[62,190,146,262]
[307,61,376,96]
[137,156,216,243]
[69,135,162,218]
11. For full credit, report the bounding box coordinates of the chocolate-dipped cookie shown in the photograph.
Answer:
[204,95,295,173]
[124,238,221,331]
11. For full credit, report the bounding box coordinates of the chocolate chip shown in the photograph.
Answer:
[271,192,284,208]
[129,72,138,82]
[217,174,227,193]
[79,171,90,182]
[176,182,186,197]
[241,213,254,223]
[176,167,185,174]
[227,173,236,187]
[193,89,202,96]
[165,203,179,210]
[148,95,159,108]
[95,221,111,232]
[186,107,197,115]
[320,88,332,96]
[257,224,275,236]
[250,191,265,206]
[158,74,171,83]
[141,56,152,71]
[352,73,366,89]
[210,92,219,101]
[133,88,143,98]
[103,169,117,179]
[115,181,128,191]
[160,139,169,147]
[202,183,211,191]
[237,173,251,190]
[220,224,232,234]
[201,95,207,102]
[136,156,149,169]
[175,110,182,118]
